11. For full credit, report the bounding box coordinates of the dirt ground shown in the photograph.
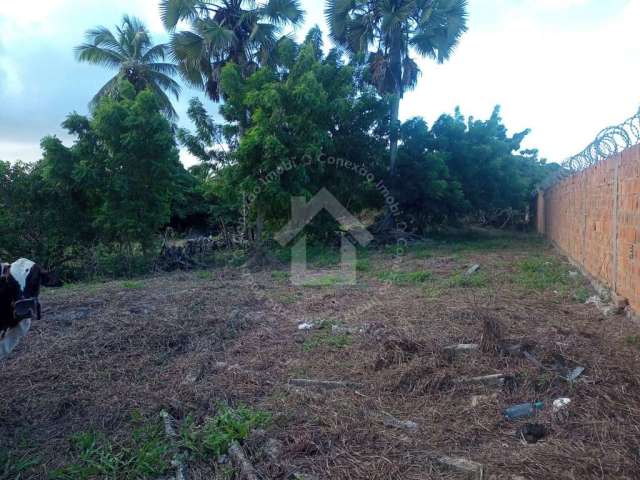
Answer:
[2,232,640,479]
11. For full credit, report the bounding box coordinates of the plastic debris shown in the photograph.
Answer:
[297,322,314,331]
[553,398,571,412]
[504,401,544,420]
[466,264,481,276]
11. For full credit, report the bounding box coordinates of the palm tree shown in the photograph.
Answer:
[75,15,181,119]
[326,0,468,174]
[160,0,304,104]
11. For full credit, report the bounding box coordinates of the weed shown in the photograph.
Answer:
[121,281,144,290]
[447,272,489,289]
[573,286,591,304]
[303,274,344,287]
[626,336,640,349]
[514,256,571,291]
[356,258,372,272]
[414,249,434,259]
[378,270,432,286]
[50,418,171,480]
[196,270,214,280]
[303,331,352,352]
[0,449,40,479]
[271,271,290,281]
[179,405,270,459]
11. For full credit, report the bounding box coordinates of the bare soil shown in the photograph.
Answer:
[2,233,640,479]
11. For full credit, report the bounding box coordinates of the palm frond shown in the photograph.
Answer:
[401,56,420,91]
[325,0,356,44]
[83,26,124,54]
[148,71,182,100]
[88,75,121,110]
[148,82,179,120]
[259,0,305,27]
[75,44,125,68]
[160,0,199,30]
[142,44,170,63]
[196,18,237,51]
[149,62,180,76]
[250,22,277,51]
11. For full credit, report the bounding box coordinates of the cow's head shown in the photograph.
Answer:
[0,259,60,332]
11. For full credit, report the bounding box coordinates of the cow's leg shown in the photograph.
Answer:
[0,318,32,360]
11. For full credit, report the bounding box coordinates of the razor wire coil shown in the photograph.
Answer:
[541,107,640,190]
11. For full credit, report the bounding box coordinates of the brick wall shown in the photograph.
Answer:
[537,144,640,311]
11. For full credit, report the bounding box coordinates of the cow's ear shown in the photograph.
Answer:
[41,270,63,288]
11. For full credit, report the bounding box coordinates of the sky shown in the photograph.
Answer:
[0,0,638,167]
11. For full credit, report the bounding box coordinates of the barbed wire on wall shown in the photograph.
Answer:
[540,106,640,190]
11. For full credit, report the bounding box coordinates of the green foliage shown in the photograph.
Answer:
[0,82,188,279]
[76,15,181,118]
[50,420,171,480]
[430,107,559,218]
[626,336,640,349]
[178,405,270,459]
[446,271,489,289]
[217,40,387,240]
[378,270,432,285]
[515,256,570,291]
[121,281,144,290]
[303,331,352,352]
[0,449,40,479]
[161,0,304,103]
[326,0,469,171]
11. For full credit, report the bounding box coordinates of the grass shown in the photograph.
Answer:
[0,449,40,479]
[50,416,172,480]
[303,274,345,287]
[302,322,352,352]
[179,405,270,459]
[378,270,432,286]
[42,406,269,480]
[271,270,290,281]
[121,280,144,290]
[196,270,214,280]
[625,336,640,349]
[446,271,489,289]
[573,286,592,303]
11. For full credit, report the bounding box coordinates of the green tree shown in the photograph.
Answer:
[430,106,555,217]
[217,35,387,241]
[394,117,465,229]
[326,0,468,174]
[75,15,181,118]
[41,81,184,252]
[161,0,305,114]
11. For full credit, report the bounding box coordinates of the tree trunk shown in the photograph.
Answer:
[389,93,401,175]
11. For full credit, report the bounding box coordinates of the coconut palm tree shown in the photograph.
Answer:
[75,15,181,119]
[326,0,468,174]
[160,0,304,104]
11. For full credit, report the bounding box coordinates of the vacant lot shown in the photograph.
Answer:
[2,232,640,479]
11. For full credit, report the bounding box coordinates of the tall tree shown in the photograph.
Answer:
[326,0,468,174]
[160,0,305,107]
[75,15,181,118]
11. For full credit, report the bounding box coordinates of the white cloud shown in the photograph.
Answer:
[403,0,640,163]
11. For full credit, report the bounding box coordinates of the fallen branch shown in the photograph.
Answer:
[288,378,362,390]
[160,411,188,480]
[433,455,486,480]
[229,441,259,480]
[456,374,505,387]
[382,414,419,432]
[443,343,479,356]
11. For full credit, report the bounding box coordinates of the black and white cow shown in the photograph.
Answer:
[0,258,58,360]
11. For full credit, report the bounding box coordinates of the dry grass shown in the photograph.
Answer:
[2,233,640,479]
